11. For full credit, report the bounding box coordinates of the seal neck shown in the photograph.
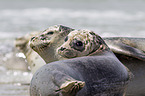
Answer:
[88,43,111,56]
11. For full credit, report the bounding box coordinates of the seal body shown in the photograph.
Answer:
[104,37,145,52]
[104,37,145,61]
[30,51,130,96]
[103,37,145,95]
[116,54,145,96]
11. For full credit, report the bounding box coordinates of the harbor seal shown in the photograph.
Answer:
[15,31,45,73]
[15,25,74,73]
[57,29,108,59]
[30,30,131,96]
[16,25,145,74]
[30,25,74,63]
[28,30,145,63]
[56,30,145,96]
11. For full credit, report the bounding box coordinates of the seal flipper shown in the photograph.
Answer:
[58,80,85,96]
[108,43,145,61]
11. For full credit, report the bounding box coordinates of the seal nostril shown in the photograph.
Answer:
[40,34,47,40]
[41,37,46,40]
[31,37,35,41]
[60,47,66,51]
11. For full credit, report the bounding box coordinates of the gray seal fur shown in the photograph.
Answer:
[104,37,145,61]
[103,37,145,96]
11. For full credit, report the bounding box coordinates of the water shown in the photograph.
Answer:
[0,0,145,95]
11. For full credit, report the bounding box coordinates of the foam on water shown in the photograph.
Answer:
[1,8,145,23]
[0,84,29,96]
[0,70,32,84]
[0,56,31,95]
[0,8,145,39]
[0,66,32,96]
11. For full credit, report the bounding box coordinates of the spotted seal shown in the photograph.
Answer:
[30,30,131,96]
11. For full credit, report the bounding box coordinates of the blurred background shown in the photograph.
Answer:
[0,0,145,95]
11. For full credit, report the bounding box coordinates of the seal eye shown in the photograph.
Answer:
[76,41,83,46]
[47,31,54,35]
[70,40,85,52]
[64,36,68,42]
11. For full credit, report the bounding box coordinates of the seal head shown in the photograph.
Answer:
[57,29,109,58]
[30,25,74,63]
[15,31,41,55]
[15,31,46,73]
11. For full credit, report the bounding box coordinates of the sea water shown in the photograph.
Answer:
[0,0,145,95]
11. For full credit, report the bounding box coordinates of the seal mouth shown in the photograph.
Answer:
[57,48,77,58]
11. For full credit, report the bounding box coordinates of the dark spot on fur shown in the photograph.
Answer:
[33,64,35,67]
[89,32,96,36]
[31,46,36,49]
[41,44,48,48]
[40,35,47,40]
[100,46,104,50]
[31,37,35,41]
[64,36,68,42]
[47,31,54,35]
[40,34,44,37]
[60,47,66,51]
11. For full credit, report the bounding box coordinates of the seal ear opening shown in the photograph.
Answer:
[57,80,85,96]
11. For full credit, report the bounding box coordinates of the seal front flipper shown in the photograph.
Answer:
[57,80,85,96]
[108,43,145,61]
